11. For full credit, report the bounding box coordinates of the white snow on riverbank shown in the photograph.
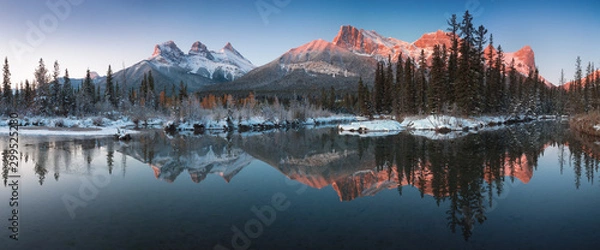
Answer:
[338,120,403,132]
[0,116,139,136]
[0,114,357,136]
[338,115,560,138]
[0,114,559,137]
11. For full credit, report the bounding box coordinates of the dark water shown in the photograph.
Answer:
[1,122,600,249]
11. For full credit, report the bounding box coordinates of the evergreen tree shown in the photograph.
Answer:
[403,57,416,114]
[584,62,592,112]
[494,45,507,113]
[416,50,428,113]
[2,57,12,112]
[472,25,488,114]
[384,55,394,114]
[395,53,404,114]
[96,85,102,104]
[357,77,369,115]
[428,45,445,113]
[61,69,74,116]
[106,65,116,107]
[13,83,20,110]
[485,35,495,113]
[34,58,50,115]
[50,60,61,115]
[446,14,460,105]
[507,59,520,114]
[374,62,385,114]
[82,69,95,114]
[128,88,136,105]
[147,71,157,109]
[178,80,188,102]
[573,56,583,113]
[24,79,33,109]
[455,10,475,115]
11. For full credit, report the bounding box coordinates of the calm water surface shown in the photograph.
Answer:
[1,122,600,249]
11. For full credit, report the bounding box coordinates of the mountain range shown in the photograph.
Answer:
[96,41,255,94]
[98,25,548,95]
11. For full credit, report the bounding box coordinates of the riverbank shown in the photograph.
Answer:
[570,112,600,137]
[338,114,562,138]
[0,113,562,138]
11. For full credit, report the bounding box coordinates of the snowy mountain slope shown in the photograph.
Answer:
[151,40,254,82]
[96,41,255,95]
[212,25,551,94]
[210,38,377,94]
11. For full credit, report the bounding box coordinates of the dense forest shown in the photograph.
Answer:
[1,11,599,121]
[354,11,600,117]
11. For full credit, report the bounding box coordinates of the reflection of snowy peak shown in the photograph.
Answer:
[151,146,254,183]
[150,40,255,82]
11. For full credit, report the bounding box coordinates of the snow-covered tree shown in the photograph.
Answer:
[2,57,12,113]
[34,58,51,115]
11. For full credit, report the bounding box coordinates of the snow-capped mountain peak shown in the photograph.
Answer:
[151,40,185,63]
[189,41,214,59]
[148,40,255,82]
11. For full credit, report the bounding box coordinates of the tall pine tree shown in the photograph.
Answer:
[2,57,12,113]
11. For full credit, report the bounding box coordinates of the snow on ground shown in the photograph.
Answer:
[0,126,136,137]
[0,116,139,136]
[0,114,357,136]
[338,115,559,139]
[401,115,485,131]
[168,114,357,132]
[338,120,403,132]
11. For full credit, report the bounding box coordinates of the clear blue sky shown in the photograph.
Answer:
[1,0,598,86]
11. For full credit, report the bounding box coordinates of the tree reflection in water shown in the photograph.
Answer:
[3,122,600,241]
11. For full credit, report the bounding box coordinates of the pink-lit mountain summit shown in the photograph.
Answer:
[217,25,548,93]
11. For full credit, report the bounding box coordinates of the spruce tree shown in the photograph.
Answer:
[106,65,116,107]
[455,10,475,115]
[584,62,592,112]
[62,69,74,116]
[50,61,61,115]
[404,57,416,114]
[357,77,368,115]
[573,56,583,113]
[428,45,445,114]
[34,58,50,115]
[494,45,506,113]
[395,53,404,114]
[2,57,12,112]
[416,50,428,113]
[178,80,188,102]
[384,55,394,114]
[374,62,385,114]
[82,69,94,114]
[24,80,33,109]
[446,14,460,105]
[472,25,488,114]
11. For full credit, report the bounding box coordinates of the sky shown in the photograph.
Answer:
[0,0,599,86]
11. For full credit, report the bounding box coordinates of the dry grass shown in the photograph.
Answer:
[570,111,600,137]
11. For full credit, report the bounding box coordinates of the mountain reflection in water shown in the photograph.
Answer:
[3,122,599,243]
